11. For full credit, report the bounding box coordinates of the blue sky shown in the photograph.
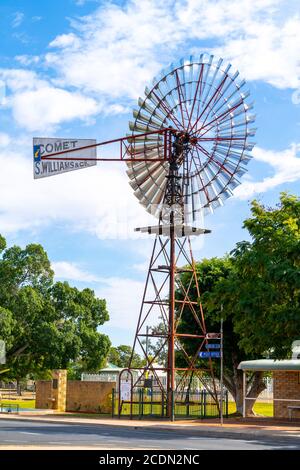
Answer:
[0,0,299,347]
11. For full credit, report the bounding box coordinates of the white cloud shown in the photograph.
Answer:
[15,55,40,66]
[0,68,130,132]
[0,134,152,236]
[0,133,10,147]
[50,260,145,331]
[0,0,297,134]
[12,32,30,44]
[44,0,300,103]
[51,259,146,331]
[235,144,300,199]
[1,132,298,240]
[0,69,99,131]
[49,33,80,49]
[0,69,44,92]
[11,86,99,132]
[52,261,100,282]
[74,0,92,5]
[96,277,145,330]
[0,1,298,240]
[213,15,300,89]
[132,261,149,272]
[31,16,42,23]
[11,12,24,28]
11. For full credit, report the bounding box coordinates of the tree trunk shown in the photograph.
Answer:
[222,373,244,415]
[232,370,244,415]
[231,371,266,416]
[245,371,266,415]
[225,355,267,416]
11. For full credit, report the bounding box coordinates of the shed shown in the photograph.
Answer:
[238,359,300,419]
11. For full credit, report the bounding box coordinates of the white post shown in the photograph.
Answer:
[243,370,246,418]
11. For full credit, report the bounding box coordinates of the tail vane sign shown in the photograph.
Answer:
[33,137,97,179]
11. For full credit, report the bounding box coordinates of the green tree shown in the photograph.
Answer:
[143,321,168,367]
[175,257,255,413]
[0,237,111,387]
[228,193,300,358]
[108,345,145,368]
[0,235,6,252]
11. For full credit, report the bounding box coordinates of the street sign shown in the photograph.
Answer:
[205,343,220,349]
[33,137,97,179]
[199,351,221,358]
[120,381,131,401]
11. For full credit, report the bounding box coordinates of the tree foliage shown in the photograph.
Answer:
[224,193,300,358]
[108,345,145,368]
[177,193,300,414]
[0,237,111,382]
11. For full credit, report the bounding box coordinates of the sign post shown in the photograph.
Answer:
[200,330,223,423]
[220,305,224,426]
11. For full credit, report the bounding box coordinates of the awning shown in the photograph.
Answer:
[238,359,300,371]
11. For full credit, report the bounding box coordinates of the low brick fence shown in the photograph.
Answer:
[36,378,115,413]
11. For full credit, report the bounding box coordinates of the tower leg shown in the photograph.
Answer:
[128,233,219,420]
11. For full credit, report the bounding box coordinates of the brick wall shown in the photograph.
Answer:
[35,377,116,414]
[273,371,300,419]
[66,381,115,413]
[35,380,52,409]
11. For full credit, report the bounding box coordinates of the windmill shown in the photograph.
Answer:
[33,54,256,421]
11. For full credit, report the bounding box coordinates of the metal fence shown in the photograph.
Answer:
[112,388,228,420]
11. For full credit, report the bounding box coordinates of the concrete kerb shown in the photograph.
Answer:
[0,413,300,442]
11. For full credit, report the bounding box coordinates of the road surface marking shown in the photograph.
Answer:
[20,432,42,435]
[48,442,72,445]
[2,439,20,442]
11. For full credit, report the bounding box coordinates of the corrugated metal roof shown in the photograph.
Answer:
[106,362,121,369]
[238,359,300,371]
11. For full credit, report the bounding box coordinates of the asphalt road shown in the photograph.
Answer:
[0,419,300,450]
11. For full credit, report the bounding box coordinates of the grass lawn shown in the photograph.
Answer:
[253,402,273,417]
[116,401,274,418]
[0,399,274,417]
[227,401,273,417]
[0,399,35,409]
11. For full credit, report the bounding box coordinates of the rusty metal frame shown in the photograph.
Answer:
[128,231,219,418]
[40,129,173,162]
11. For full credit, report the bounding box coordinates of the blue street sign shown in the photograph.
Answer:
[199,351,221,358]
[205,343,220,349]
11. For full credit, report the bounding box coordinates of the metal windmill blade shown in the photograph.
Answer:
[127,55,256,224]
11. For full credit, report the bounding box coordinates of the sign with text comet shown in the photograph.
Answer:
[33,137,97,179]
